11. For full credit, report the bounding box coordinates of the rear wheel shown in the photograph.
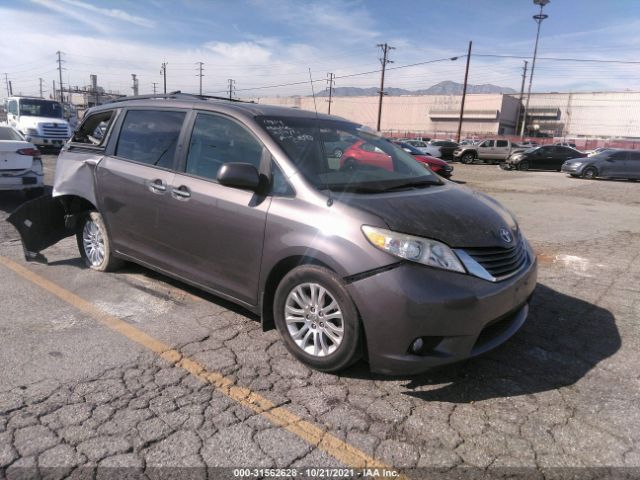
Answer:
[460,152,475,164]
[273,265,362,372]
[76,211,123,272]
[333,148,343,158]
[517,160,530,171]
[582,167,597,179]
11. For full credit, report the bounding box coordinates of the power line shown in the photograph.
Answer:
[326,72,335,115]
[228,79,236,100]
[160,62,167,94]
[474,54,640,65]
[196,62,204,96]
[376,43,394,132]
[56,51,65,102]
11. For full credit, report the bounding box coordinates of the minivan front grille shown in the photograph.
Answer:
[463,238,527,279]
[40,123,69,139]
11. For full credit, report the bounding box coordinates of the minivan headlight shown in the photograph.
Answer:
[362,225,465,273]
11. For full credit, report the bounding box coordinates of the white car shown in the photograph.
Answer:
[403,139,442,158]
[0,126,44,197]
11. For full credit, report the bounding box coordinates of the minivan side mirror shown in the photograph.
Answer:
[217,162,260,191]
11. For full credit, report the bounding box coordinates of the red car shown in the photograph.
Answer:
[340,140,453,178]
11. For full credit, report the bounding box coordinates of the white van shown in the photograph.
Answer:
[5,97,71,149]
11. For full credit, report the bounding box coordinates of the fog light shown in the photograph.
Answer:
[410,336,444,355]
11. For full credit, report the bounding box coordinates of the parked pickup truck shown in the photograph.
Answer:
[453,139,525,164]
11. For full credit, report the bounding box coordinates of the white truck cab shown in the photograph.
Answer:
[5,97,71,149]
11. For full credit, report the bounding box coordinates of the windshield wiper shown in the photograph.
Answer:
[376,179,441,192]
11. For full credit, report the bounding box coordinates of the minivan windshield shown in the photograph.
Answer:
[19,99,63,118]
[258,116,441,193]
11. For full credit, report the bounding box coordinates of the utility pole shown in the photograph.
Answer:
[152,82,158,94]
[515,60,528,136]
[52,80,56,101]
[196,62,204,96]
[376,43,394,132]
[456,41,472,143]
[131,74,139,96]
[4,74,9,96]
[39,78,44,98]
[228,79,235,100]
[326,72,335,114]
[160,62,167,94]
[520,0,550,139]
[56,51,65,103]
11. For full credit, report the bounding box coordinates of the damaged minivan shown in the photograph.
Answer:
[9,93,537,375]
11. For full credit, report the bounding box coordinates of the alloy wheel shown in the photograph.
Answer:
[284,282,344,357]
[82,219,105,267]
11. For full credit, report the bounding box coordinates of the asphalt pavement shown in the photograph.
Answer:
[0,155,639,479]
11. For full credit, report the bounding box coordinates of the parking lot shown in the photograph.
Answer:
[1,154,639,477]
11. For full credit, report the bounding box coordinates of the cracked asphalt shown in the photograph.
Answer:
[0,156,639,479]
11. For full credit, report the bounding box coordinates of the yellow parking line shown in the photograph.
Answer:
[0,255,396,473]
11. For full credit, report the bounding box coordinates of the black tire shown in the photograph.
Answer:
[76,211,123,272]
[460,152,475,164]
[582,167,597,179]
[273,265,362,372]
[517,160,530,171]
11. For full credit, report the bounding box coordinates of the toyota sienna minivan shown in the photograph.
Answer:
[9,93,537,375]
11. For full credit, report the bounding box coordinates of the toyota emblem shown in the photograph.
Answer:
[499,228,512,244]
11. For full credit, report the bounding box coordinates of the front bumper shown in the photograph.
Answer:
[347,254,537,375]
[24,135,68,148]
[561,163,583,175]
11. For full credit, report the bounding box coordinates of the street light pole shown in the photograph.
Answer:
[520,0,549,140]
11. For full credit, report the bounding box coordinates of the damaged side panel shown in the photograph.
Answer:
[7,151,104,263]
[53,151,103,207]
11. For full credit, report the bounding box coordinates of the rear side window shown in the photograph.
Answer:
[185,113,263,181]
[609,151,628,160]
[627,151,640,161]
[116,110,185,169]
[496,140,508,147]
[73,110,115,147]
[0,127,23,141]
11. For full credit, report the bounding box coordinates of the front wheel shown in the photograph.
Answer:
[582,167,597,179]
[460,153,475,164]
[76,211,123,272]
[273,265,362,372]
[517,160,530,171]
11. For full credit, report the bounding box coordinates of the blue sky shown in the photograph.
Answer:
[2,0,639,98]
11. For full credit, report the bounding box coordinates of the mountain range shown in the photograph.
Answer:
[315,80,516,97]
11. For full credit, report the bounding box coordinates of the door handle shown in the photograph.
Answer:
[148,179,166,193]
[171,185,191,200]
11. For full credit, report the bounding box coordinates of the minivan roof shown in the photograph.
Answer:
[91,94,343,122]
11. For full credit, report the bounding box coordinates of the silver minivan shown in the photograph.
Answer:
[9,94,537,375]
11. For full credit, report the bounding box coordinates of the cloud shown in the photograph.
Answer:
[58,0,155,28]
[29,0,111,33]
[204,41,272,64]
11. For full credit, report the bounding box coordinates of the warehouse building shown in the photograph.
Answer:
[258,91,640,140]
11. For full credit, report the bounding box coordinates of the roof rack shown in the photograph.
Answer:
[105,91,253,105]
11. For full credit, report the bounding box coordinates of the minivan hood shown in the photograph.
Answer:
[337,184,518,248]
